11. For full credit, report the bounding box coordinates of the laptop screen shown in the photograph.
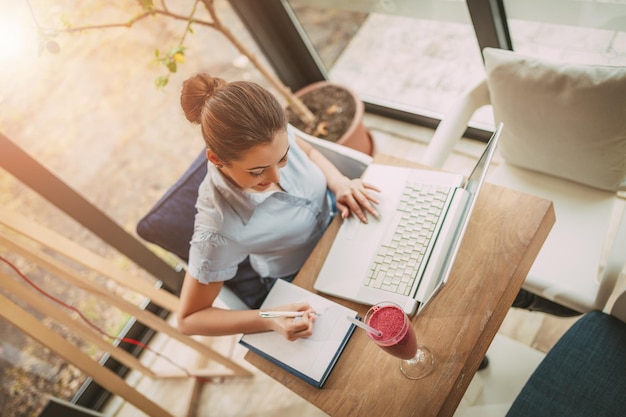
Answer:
[417,123,504,312]
[462,122,504,217]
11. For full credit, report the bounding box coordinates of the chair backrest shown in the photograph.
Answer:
[137,149,206,263]
[505,284,626,417]
[289,124,373,179]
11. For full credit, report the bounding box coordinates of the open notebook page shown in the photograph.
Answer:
[239,279,357,387]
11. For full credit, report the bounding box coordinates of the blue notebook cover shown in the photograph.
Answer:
[239,280,358,388]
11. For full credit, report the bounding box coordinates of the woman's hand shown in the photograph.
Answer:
[265,302,318,341]
[333,177,380,223]
[294,136,380,223]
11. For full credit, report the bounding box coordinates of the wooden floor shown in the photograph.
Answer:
[105,114,585,417]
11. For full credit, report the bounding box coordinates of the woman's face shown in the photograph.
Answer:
[219,130,290,192]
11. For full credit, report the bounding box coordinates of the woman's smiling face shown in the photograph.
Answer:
[218,129,290,192]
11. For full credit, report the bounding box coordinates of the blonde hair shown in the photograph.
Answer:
[180,73,286,164]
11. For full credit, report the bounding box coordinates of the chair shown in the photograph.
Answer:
[136,124,372,308]
[422,47,626,314]
[505,282,626,417]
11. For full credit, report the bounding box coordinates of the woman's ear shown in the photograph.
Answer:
[205,149,224,168]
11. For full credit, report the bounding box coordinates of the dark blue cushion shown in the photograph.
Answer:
[136,150,207,263]
[506,311,626,417]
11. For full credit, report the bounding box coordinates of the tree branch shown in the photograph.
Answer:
[58,9,218,34]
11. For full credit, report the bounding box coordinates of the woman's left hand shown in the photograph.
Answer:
[296,137,380,223]
[333,178,380,223]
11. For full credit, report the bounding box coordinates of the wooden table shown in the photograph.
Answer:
[245,154,555,417]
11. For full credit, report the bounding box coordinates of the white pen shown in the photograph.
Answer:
[258,311,320,318]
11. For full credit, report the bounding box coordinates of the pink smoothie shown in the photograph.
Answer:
[366,304,418,360]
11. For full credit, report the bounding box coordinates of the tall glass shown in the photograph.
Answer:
[363,301,434,379]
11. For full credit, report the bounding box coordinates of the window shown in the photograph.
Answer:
[230,0,625,137]
[504,0,626,66]
[290,1,485,123]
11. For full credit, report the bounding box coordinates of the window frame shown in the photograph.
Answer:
[227,0,513,141]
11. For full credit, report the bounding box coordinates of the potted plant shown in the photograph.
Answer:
[34,0,374,155]
[286,80,374,155]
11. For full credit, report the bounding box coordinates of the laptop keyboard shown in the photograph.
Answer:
[365,182,452,295]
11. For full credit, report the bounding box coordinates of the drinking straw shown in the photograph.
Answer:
[259,311,321,318]
[346,315,383,337]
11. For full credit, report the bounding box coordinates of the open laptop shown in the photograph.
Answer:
[314,123,503,315]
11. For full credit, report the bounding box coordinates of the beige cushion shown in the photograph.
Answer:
[483,47,626,192]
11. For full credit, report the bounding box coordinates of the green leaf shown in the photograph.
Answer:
[155,75,169,89]
[166,61,177,73]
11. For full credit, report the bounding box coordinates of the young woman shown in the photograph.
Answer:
[176,73,380,341]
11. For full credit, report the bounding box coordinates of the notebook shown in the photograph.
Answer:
[239,279,357,388]
[314,123,503,316]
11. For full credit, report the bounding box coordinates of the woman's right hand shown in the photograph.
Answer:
[178,274,317,339]
[265,302,317,341]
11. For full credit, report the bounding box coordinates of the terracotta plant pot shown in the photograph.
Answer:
[288,81,375,156]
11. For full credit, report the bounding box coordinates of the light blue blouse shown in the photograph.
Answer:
[187,128,334,284]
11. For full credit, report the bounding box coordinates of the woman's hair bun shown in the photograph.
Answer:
[180,73,227,124]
